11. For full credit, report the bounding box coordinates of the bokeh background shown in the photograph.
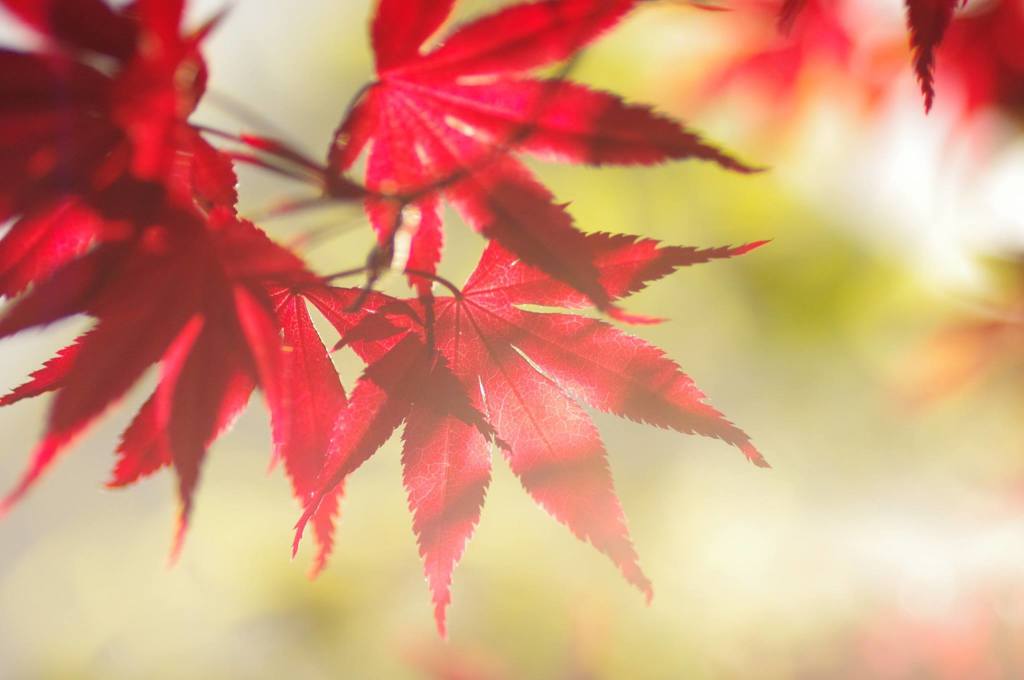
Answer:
[3,1,1024,677]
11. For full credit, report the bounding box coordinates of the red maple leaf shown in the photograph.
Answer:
[0,0,218,207]
[294,233,767,635]
[101,274,356,570]
[0,135,235,300]
[330,0,754,305]
[0,172,355,567]
[0,0,228,297]
[905,0,965,111]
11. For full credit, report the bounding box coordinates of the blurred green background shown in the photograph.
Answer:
[2,1,1024,678]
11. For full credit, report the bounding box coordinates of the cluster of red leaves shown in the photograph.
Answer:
[0,0,765,634]
[697,0,1020,116]
[0,0,347,567]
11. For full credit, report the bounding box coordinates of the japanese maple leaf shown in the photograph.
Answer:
[330,0,754,304]
[0,192,352,566]
[98,277,352,569]
[0,134,236,303]
[905,0,966,111]
[0,0,227,297]
[295,232,767,635]
[0,0,218,208]
[289,322,500,637]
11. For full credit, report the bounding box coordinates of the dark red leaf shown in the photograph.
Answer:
[1,0,138,59]
[906,0,963,111]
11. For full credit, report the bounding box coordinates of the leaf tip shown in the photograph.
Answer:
[292,506,315,559]
[607,307,665,326]
[192,5,231,43]
[0,481,28,518]
[739,163,771,175]
[741,442,770,468]
[623,561,654,604]
[0,436,66,517]
[434,602,449,640]
[0,494,14,520]
[306,559,325,578]
[307,541,332,578]
[736,239,771,255]
[168,510,189,567]
[266,451,281,475]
